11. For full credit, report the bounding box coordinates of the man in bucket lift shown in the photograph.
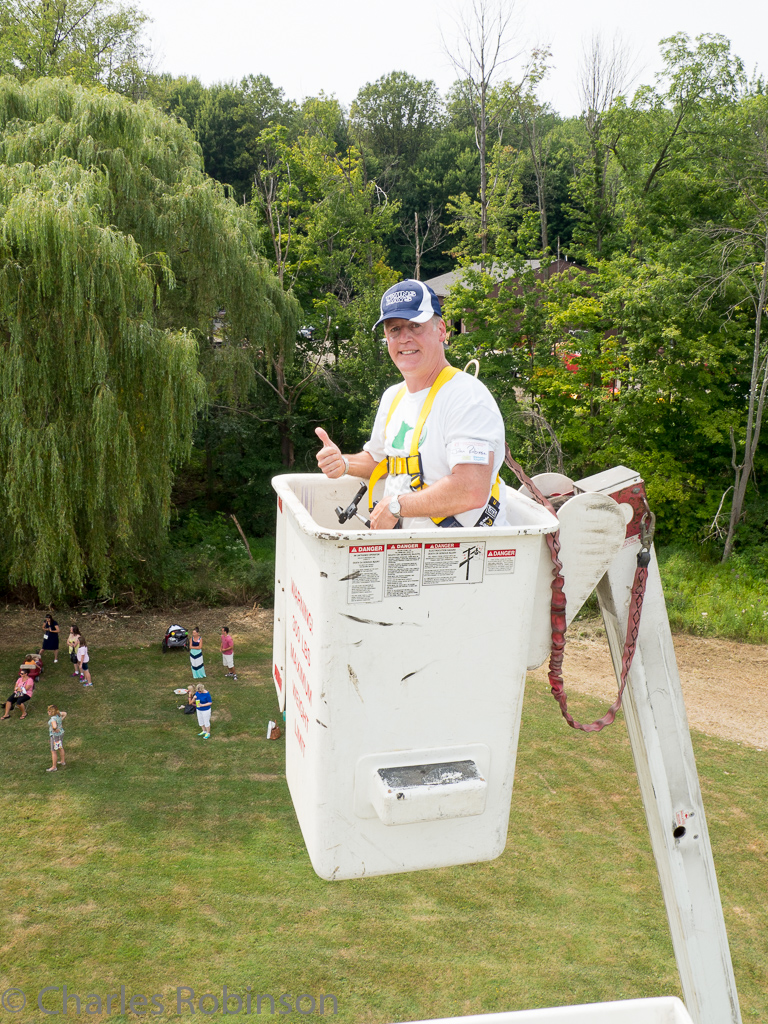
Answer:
[315,280,508,531]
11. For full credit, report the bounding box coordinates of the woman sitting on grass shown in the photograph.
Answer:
[2,667,34,720]
[179,685,197,714]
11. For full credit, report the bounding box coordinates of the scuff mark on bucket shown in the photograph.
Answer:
[348,665,364,702]
[341,614,396,626]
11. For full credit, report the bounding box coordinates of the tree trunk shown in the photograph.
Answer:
[279,419,294,468]
[414,210,421,280]
[205,433,214,501]
[537,173,548,253]
[722,451,749,562]
[273,357,295,468]
[722,230,768,562]
[479,81,488,256]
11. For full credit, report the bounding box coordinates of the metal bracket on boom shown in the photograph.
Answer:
[335,483,371,528]
[638,502,656,568]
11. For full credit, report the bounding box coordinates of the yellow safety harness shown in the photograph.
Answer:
[367,366,501,527]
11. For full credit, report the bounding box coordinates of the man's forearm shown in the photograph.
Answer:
[345,452,377,480]
[369,462,494,529]
[396,465,492,517]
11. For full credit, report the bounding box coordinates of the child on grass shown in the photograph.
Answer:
[77,636,92,687]
[24,653,42,683]
[179,685,197,714]
[47,705,67,771]
[67,625,81,676]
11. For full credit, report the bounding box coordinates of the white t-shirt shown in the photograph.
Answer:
[363,371,508,529]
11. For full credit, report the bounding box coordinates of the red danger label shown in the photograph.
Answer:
[488,549,516,557]
[349,545,384,553]
[425,542,459,549]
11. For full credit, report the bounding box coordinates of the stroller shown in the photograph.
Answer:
[162,625,189,652]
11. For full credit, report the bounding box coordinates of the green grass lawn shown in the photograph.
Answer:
[0,640,765,1022]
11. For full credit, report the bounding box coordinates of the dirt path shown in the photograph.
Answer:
[0,604,272,651]
[3,606,766,749]
[528,621,768,750]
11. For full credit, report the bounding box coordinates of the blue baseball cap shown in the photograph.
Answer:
[373,279,442,329]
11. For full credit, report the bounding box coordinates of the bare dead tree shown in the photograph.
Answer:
[576,32,638,255]
[578,32,637,136]
[509,48,555,254]
[514,406,564,474]
[701,486,734,543]
[401,206,447,279]
[230,515,254,563]
[443,0,523,256]
[253,159,292,287]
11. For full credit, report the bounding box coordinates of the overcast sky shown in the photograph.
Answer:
[140,0,766,117]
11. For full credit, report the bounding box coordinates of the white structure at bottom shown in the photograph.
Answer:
[392,995,694,1024]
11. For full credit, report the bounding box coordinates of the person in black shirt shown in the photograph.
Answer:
[41,614,60,665]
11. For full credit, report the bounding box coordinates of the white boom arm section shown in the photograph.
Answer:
[575,467,741,1024]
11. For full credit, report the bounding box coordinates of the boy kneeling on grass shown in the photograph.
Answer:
[47,705,67,771]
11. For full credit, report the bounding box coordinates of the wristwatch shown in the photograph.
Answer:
[388,496,403,519]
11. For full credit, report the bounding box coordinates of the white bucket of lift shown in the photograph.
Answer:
[271,473,559,880]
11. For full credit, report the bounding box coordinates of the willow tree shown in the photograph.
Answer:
[0,77,299,600]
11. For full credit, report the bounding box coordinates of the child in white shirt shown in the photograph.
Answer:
[78,638,92,687]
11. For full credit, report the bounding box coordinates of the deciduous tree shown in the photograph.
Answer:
[151,73,295,202]
[350,71,445,191]
[0,77,298,599]
[0,0,152,96]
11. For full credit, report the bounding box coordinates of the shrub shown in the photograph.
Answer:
[656,546,768,643]
[107,511,275,608]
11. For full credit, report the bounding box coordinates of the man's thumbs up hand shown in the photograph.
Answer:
[315,427,346,479]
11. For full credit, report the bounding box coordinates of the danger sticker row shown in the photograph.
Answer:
[347,543,516,604]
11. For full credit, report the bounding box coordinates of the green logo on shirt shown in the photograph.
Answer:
[391,420,427,451]
[391,420,412,450]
